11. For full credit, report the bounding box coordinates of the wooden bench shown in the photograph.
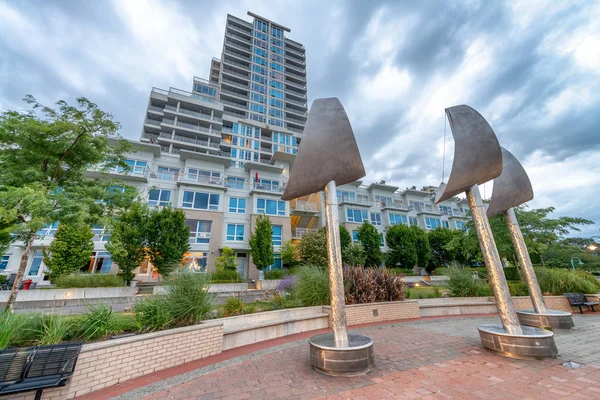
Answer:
[564,292,599,314]
[0,342,83,399]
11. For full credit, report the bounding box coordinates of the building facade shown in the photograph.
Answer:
[0,12,470,285]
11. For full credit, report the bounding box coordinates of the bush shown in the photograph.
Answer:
[209,269,242,283]
[269,293,287,310]
[508,281,529,296]
[0,275,7,285]
[36,314,73,345]
[134,297,173,332]
[222,296,245,317]
[447,268,492,297]
[573,270,600,292]
[277,275,296,294]
[265,269,284,280]
[503,267,520,281]
[293,265,330,306]
[297,229,328,267]
[535,268,600,295]
[163,273,214,326]
[0,311,24,350]
[77,304,120,341]
[344,267,406,304]
[54,273,125,288]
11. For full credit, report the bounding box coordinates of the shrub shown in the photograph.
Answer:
[77,304,119,341]
[344,267,406,304]
[210,269,242,283]
[9,314,43,347]
[535,268,600,295]
[222,296,245,317]
[0,311,24,350]
[447,268,492,297]
[503,267,520,281]
[163,273,213,326]
[277,275,296,294]
[265,269,284,280]
[0,275,7,285]
[269,293,286,310]
[508,281,529,296]
[134,297,173,332]
[297,229,328,267]
[36,314,73,345]
[357,222,383,267]
[386,225,417,268]
[293,265,330,306]
[54,273,125,288]
[573,270,600,292]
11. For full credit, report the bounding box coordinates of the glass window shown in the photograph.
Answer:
[270,54,283,63]
[269,89,283,99]
[193,83,217,97]
[271,45,284,55]
[251,103,266,114]
[253,47,267,57]
[257,198,286,216]
[186,169,221,184]
[92,225,110,242]
[442,220,450,228]
[370,213,382,226]
[111,159,147,175]
[187,220,211,244]
[182,251,208,273]
[346,208,368,223]
[270,109,284,118]
[409,216,419,226]
[424,217,442,230]
[389,213,408,226]
[352,230,359,244]
[270,71,284,80]
[0,255,9,271]
[84,251,113,274]
[439,205,453,216]
[252,83,266,94]
[251,93,266,104]
[157,166,179,180]
[456,221,465,230]
[28,250,44,276]
[227,224,245,241]
[271,37,283,47]
[272,225,282,246]
[229,197,246,214]
[252,65,266,75]
[182,191,219,210]
[270,62,283,72]
[255,19,268,32]
[253,38,267,48]
[252,74,267,84]
[269,118,284,127]
[270,80,284,89]
[337,190,356,202]
[148,189,171,207]
[267,254,282,270]
[36,221,59,238]
[380,233,385,247]
[253,55,267,66]
[226,177,245,189]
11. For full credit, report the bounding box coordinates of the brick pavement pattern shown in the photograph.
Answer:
[125,315,600,400]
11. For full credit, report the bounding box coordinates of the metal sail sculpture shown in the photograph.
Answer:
[436,105,557,358]
[282,98,374,376]
[487,147,574,329]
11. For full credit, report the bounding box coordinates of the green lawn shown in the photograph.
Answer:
[406,286,447,299]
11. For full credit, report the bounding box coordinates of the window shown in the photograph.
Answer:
[389,213,407,226]
[270,80,283,89]
[272,225,282,246]
[267,254,282,270]
[227,224,245,241]
[352,230,359,244]
[254,38,267,48]
[456,221,465,230]
[148,189,171,207]
[250,113,266,123]
[270,71,284,80]
[182,252,208,272]
[229,197,246,213]
[439,205,453,216]
[252,74,266,84]
[270,54,283,63]
[226,177,245,189]
[370,213,382,226]
[270,99,283,109]
[271,37,284,47]
[256,179,279,190]
[254,30,267,41]
[253,47,267,57]
[337,190,356,202]
[82,252,113,274]
[269,118,284,127]
[0,255,9,271]
[92,225,110,242]
[269,89,283,99]
[409,200,425,211]
[110,159,147,175]
[255,19,268,32]
[157,166,179,180]
[346,208,368,223]
[36,221,59,238]
[257,198,285,216]
[270,109,284,118]
[251,103,266,114]
[424,217,442,230]
[187,220,211,244]
[252,83,266,93]
[271,26,283,39]
[252,65,266,75]
[251,93,266,103]
[409,216,418,226]
[193,83,217,97]
[182,191,219,210]
[442,220,450,228]
[271,45,284,55]
[253,55,267,66]
[380,233,385,247]
[28,250,44,276]
[187,169,221,184]
[374,195,393,207]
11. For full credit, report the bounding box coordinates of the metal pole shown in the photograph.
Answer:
[504,208,547,314]
[324,180,349,348]
[466,184,522,335]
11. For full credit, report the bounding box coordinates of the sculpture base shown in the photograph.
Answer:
[517,309,574,330]
[309,333,374,377]
[478,324,558,359]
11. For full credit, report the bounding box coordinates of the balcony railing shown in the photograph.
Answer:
[148,105,164,113]
[222,57,251,70]
[169,88,220,104]
[291,200,318,213]
[410,204,440,214]
[379,200,406,209]
[286,126,304,134]
[158,133,220,149]
[221,68,251,80]
[144,119,162,126]
[338,195,373,206]
[221,79,250,91]
[293,228,318,238]
[164,104,220,122]
[221,88,249,100]
[253,183,285,193]
[221,99,248,110]
[285,97,307,107]
[162,119,216,135]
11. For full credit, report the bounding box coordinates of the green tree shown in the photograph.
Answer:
[0,95,133,310]
[146,207,190,277]
[280,240,298,267]
[105,202,148,285]
[342,243,366,267]
[428,228,458,268]
[386,224,417,268]
[357,222,382,267]
[215,247,238,271]
[297,228,328,267]
[249,214,274,271]
[43,223,94,280]
[411,225,431,271]
[339,225,351,250]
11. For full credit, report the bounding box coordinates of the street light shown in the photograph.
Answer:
[570,257,583,271]
[587,236,600,251]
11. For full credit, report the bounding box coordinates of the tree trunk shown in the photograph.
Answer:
[5,233,34,312]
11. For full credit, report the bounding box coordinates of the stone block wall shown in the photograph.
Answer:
[511,296,573,312]
[324,300,421,326]
[36,321,223,399]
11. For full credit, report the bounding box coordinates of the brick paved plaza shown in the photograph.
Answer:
[81,314,600,400]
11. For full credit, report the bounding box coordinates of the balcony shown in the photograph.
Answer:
[293,228,318,239]
[291,200,318,214]
[178,173,224,188]
[161,119,218,136]
[226,23,253,39]
[285,80,307,91]
[144,118,162,127]
[411,205,440,215]
[158,133,220,149]
[221,79,250,91]
[157,87,221,105]
[286,126,304,135]
[222,57,251,71]
[285,115,307,125]
[220,88,249,101]
[285,46,305,59]
[338,195,373,207]
[221,68,251,81]
[285,97,307,108]
[221,99,248,111]
[147,105,164,114]
[163,105,221,123]
[380,200,408,211]
[251,182,285,194]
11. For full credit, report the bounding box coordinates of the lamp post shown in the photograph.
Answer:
[587,236,600,252]
[570,257,583,271]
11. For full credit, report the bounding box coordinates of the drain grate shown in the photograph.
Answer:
[562,361,583,369]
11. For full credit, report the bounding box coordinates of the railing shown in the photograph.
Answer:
[260,146,271,152]
[285,80,307,91]
[159,133,220,149]
[221,99,248,109]
[252,183,285,193]
[285,46,305,58]
[285,97,307,107]
[293,228,318,238]
[284,56,306,66]
[221,79,250,91]
[164,104,219,122]
[411,205,440,214]
[223,110,247,118]
[226,24,253,38]
[180,174,223,186]
[221,127,234,133]
[221,69,251,80]
[222,57,251,70]
[285,70,306,81]
[380,200,406,209]
[144,119,162,126]
[286,126,304,134]
[148,105,164,113]
[285,107,307,118]
[285,115,306,125]
[152,87,169,96]
[338,195,373,206]
[162,119,216,135]
[221,88,249,99]
[224,40,252,55]
[291,200,318,213]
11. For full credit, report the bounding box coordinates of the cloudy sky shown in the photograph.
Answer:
[1,0,599,237]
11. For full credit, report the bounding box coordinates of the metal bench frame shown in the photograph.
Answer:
[0,342,83,399]
[564,292,599,314]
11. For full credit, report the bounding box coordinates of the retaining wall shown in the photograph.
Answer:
[323,300,421,326]
[0,287,135,310]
